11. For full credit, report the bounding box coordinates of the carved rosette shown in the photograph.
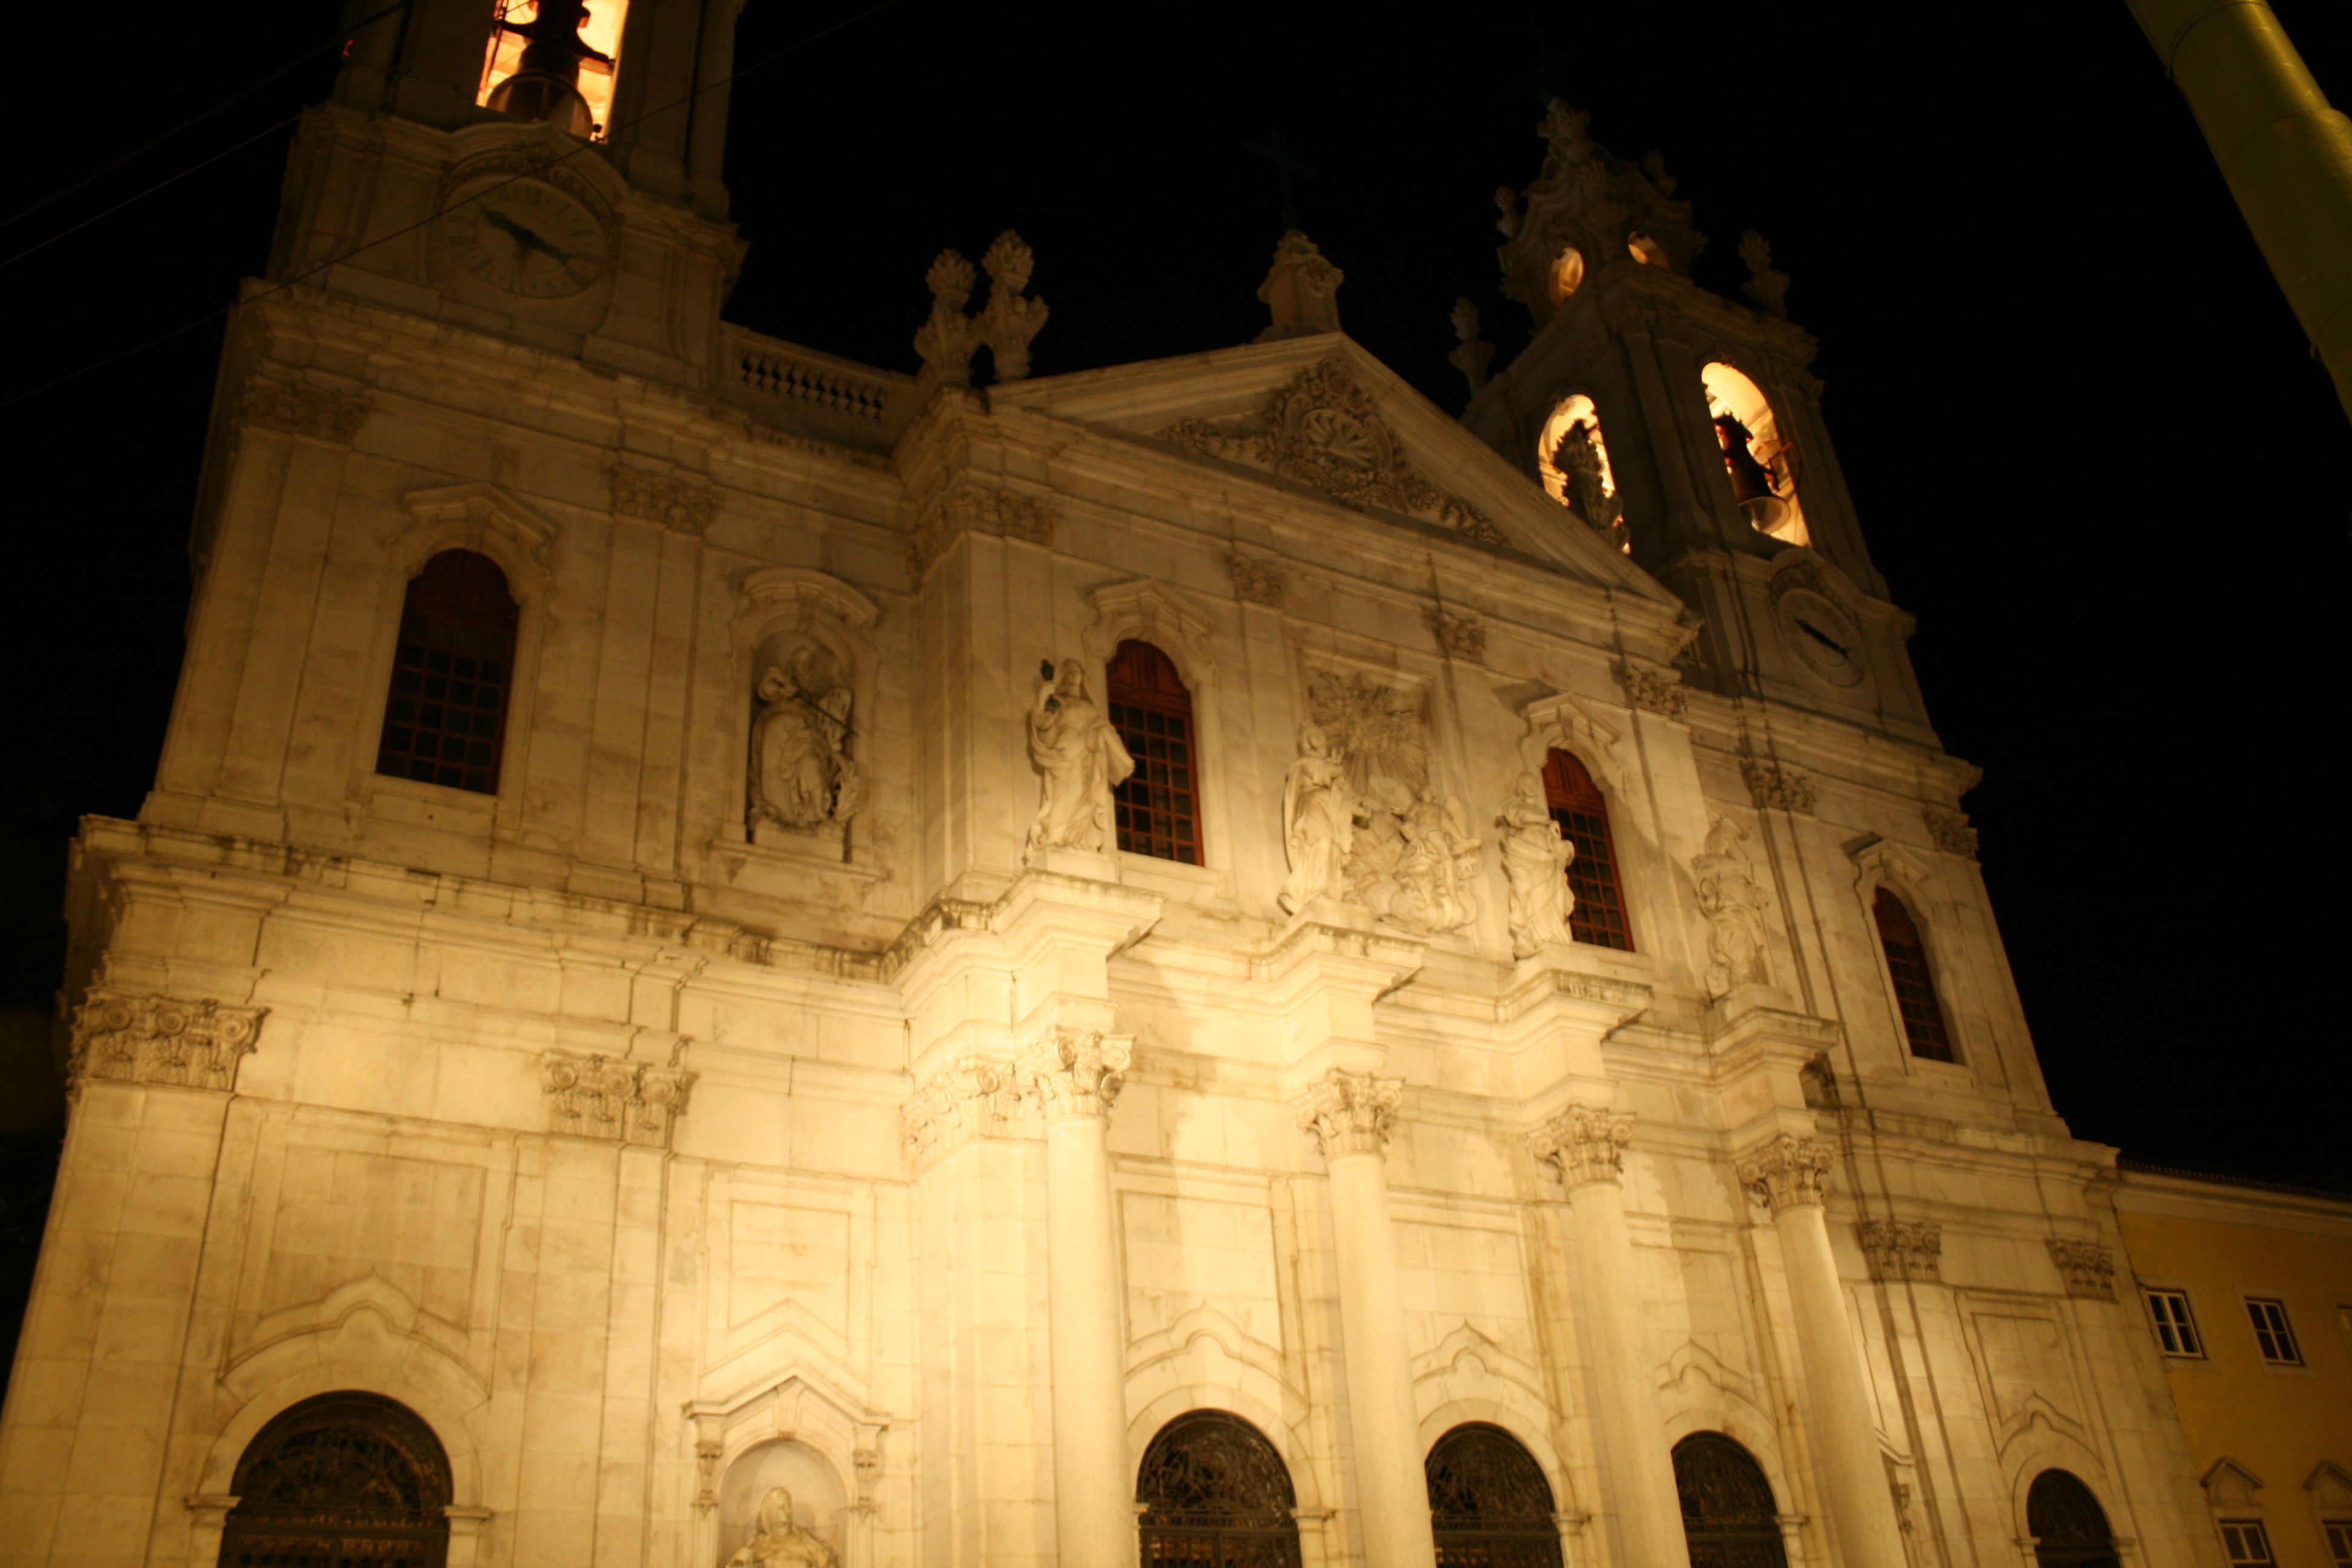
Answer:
[1528,1105,1635,1189]
[1426,608,1487,662]
[1293,1069,1403,1160]
[609,464,720,535]
[241,379,368,445]
[68,990,266,1091]
[540,1051,696,1149]
[1741,759,1817,814]
[2045,1238,2116,1301]
[1228,554,1287,607]
[1923,808,1980,861]
[910,483,1054,577]
[1016,1027,1131,1122]
[902,1056,1024,1161]
[1737,1134,1835,1213]
[1616,663,1688,719]
[1857,1219,1943,1282]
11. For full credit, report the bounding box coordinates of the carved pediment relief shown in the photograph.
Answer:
[1159,358,1507,546]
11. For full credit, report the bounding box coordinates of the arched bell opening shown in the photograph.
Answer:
[1548,246,1586,304]
[219,1391,454,1568]
[1700,363,1809,546]
[1535,394,1627,554]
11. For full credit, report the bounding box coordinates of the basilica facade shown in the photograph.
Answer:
[0,2,2240,1566]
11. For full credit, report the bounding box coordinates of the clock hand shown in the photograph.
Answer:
[480,207,577,266]
[1794,617,1852,658]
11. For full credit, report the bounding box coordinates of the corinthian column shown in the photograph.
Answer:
[1736,1134,1907,1566]
[1528,1108,1691,1568]
[1294,1069,1439,1568]
[1019,1027,1141,1568]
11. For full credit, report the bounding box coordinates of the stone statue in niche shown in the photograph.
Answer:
[1693,812,1771,998]
[724,1487,838,1568]
[1373,791,1481,935]
[1024,658,1134,863]
[1497,773,1573,957]
[749,646,862,844]
[1278,725,1356,915]
[1555,419,1625,551]
[1304,670,1480,936]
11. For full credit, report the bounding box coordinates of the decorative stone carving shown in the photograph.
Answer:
[1529,1105,1634,1189]
[1857,1219,1942,1282]
[1158,358,1507,545]
[1495,99,1704,324]
[1279,725,1357,916]
[68,990,265,1091]
[1737,1134,1835,1213]
[1425,607,1486,662]
[914,232,1048,390]
[1293,1069,1402,1160]
[910,483,1054,577]
[1303,671,1477,935]
[609,463,719,534]
[1496,773,1573,958]
[2045,1238,2117,1300]
[724,1486,839,1568]
[1923,808,1980,861]
[1741,759,1817,814]
[1227,554,1286,607]
[1615,662,1687,718]
[913,249,976,390]
[241,378,368,445]
[750,645,863,844]
[540,1051,696,1148]
[1256,229,1345,341]
[903,1057,1024,1160]
[695,1439,724,1513]
[1016,1027,1131,1120]
[1739,230,1791,317]
[1693,814,1771,999]
[1555,418,1625,551]
[1024,658,1134,862]
[1448,299,1494,398]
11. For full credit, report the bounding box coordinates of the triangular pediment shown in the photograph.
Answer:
[990,333,1676,604]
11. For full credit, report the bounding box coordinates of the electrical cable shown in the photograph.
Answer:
[0,111,309,273]
[0,0,910,415]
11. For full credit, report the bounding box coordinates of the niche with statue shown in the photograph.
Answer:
[746,636,864,849]
[715,1439,846,1567]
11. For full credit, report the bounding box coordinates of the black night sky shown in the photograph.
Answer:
[2,0,2345,1227]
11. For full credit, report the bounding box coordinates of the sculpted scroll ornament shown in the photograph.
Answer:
[910,483,1053,577]
[1496,773,1573,958]
[903,1058,1023,1160]
[540,1052,696,1148]
[1737,1134,1835,1213]
[1923,808,1980,861]
[68,990,264,1091]
[1693,814,1771,999]
[610,464,719,534]
[1016,1028,1131,1120]
[241,378,368,445]
[1426,608,1487,662]
[1529,1105,1633,1189]
[1227,554,1287,607]
[2045,1238,2117,1301]
[1294,1069,1402,1160]
[1857,1220,1942,1282]
[1741,759,1817,814]
[1024,658,1135,861]
[750,647,863,841]
[1616,663,1687,719]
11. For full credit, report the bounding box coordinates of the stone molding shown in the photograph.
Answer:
[609,464,720,534]
[1737,1134,1835,1213]
[1922,808,1980,861]
[1227,554,1286,607]
[902,1056,1025,1160]
[1857,1219,1942,1282]
[910,482,1053,577]
[68,989,265,1092]
[1016,1027,1131,1122]
[241,377,368,445]
[1426,607,1487,662]
[1616,662,1688,719]
[1293,1068,1402,1160]
[540,1051,696,1149]
[1528,1105,1634,1189]
[2045,1237,2117,1301]
[1741,759,1817,815]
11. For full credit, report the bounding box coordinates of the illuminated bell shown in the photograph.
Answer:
[1714,414,1788,531]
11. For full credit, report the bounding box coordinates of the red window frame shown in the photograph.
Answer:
[1541,749,1633,950]
[1872,886,1954,1061]
[375,550,518,795]
[1105,640,1203,864]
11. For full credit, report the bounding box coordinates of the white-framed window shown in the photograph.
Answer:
[2323,1518,2352,1568]
[2246,1298,2302,1365]
[2219,1518,2276,1566]
[2145,1288,2203,1357]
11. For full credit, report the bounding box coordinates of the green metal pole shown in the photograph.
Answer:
[2125,0,2352,423]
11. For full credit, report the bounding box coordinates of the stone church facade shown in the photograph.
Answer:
[0,2,2227,1566]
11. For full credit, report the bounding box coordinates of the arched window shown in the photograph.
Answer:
[1872,887,1954,1062]
[377,550,519,795]
[1541,749,1632,951]
[1106,639,1204,864]
[479,0,630,139]
[1672,1432,1789,1568]
[220,1391,452,1568]
[1535,395,1627,554]
[1700,364,1809,546]
[1426,1422,1564,1567]
[1137,1409,1302,1566]
[2027,1470,2120,1568]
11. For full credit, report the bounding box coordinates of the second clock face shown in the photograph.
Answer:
[1775,588,1867,688]
[445,180,609,299]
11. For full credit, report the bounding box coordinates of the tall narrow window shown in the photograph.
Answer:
[377,550,519,795]
[220,1392,452,1568]
[1426,1423,1564,1567]
[1106,640,1203,864]
[2145,1289,2204,1357]
[2246,1298,2302,1365]
[479,0,630,139]
[1542,749,1632,950]
[1137,1410,1302,1566]
[2220,1521,2277,1567]
[1672,1432,1789,1568]
[1872,887,1953,1062]
[2027,1471,2120,1568]
[1700,362,1809,546]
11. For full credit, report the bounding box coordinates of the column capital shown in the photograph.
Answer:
[903,1056,1025,1163]
[1529,1105,1635,1189]
[1737,1132,1835,1213]
[1018,1027,1131,1122]
[70,990,265,1092]
[1293,1068,1401,1160]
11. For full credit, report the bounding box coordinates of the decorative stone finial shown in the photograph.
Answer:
[974,230,1049,382]
[1293,1068,1401,1160]
[1256,230,1344,342]
[1740,230,1791,317]
[1448,299,1494,399]
[914,249,977,390]
[1529,1105,1633,1189]
[1737,1133,1834,1213]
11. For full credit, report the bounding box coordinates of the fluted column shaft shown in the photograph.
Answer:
[1739,1135,1907,1566]
[1296,1071,1439,1568]
[1531,1109,1691,1568]
[1023,1028,1140,1568]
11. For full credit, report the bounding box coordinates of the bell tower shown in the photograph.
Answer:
[270,0,745,384]
[1463,102,1933,743]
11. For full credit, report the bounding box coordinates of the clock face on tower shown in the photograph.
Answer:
[443,179,609,299]
[1773,587,1867,688]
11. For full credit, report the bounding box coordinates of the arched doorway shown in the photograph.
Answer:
[1671,1432,1789,1568]
[220,1391,452,1568]
[1137,1409,1303,1566]
[1425,1422,1564,1566]
[2028,1470,2121,1568]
